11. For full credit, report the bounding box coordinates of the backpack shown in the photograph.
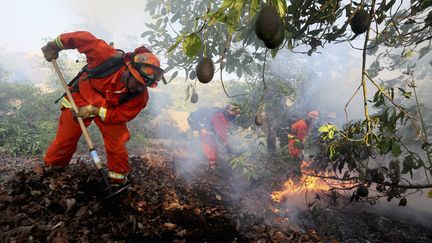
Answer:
[54,50,126,104]
[188,107,223,131]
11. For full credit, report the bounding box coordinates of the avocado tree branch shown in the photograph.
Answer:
[364,72,420,137]
[301,173,360,181]
[360,0,376,145]
[262,49,267,90]
[409,73,432,176]
[219,31,246,98]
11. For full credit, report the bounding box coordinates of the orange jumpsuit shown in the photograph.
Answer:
[288,119,310,158]
[44,31,149,176]
[199,110,230,169]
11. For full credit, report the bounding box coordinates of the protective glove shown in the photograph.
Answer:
[73,105,100,119]
[41,41,61,61]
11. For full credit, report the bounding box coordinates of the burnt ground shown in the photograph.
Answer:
[1,145,432,243]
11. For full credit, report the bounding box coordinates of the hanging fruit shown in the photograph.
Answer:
[196,57,214,84]
[255,5,282,42]
[264,23,285,49]
[356,185,369,197]
[350,9,371,34]
[190,91,198,103]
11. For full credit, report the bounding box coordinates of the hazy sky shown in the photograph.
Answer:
[0,0,155,81]
[0,0,152,53]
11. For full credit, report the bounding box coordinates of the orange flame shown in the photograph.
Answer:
[271,161,354,203]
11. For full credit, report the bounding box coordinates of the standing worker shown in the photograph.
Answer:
[287,110,319,160]
[41,31,164,186]
[188,105,241,174]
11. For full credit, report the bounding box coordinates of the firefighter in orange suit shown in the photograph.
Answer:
[188,105,241,173]
[202,105,240,172]
[41,31,164,185]
[287,110,319,160]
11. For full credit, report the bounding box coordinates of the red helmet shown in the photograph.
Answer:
[307,110,319,120]
[126,46,164,87]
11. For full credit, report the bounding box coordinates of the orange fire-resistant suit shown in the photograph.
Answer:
[44,31,149,177]
[199,110,230,169]
[288,119,310,159]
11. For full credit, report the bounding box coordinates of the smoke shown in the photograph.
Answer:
[63,0,152,45]
[143,38,432,230]
[146,81,230,180]
[269,42,365,126]
[0,48,48,84]
[265,42,432,228]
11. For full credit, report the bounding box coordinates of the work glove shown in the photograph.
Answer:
[73,105,100,119]
[41,41,61,61]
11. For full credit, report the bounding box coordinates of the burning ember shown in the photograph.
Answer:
[271,161,354,203]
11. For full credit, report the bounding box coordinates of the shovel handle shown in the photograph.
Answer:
[51,60,109,187]
[51,60,95,150]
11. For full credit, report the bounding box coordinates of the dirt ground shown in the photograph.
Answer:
[1,145,432,242]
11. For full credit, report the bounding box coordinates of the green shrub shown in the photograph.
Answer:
[0,81,59,156]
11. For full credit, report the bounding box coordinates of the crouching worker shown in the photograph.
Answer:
[187,105,241,175]
[41,31,164,186]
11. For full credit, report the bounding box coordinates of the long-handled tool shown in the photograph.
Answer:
[51,59,111,189]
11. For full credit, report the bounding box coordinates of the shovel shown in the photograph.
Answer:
[51,60,111,189]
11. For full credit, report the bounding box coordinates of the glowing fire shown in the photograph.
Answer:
[271,161,353,203]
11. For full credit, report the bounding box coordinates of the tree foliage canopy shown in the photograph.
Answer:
[143,0,432,202]
[144,0,431,81]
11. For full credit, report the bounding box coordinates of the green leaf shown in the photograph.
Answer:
[403,49,414,59]
[182,33,202,58]
[249,0,259,20]
[271,48,278,58]
[389,159,400,174]
[398,87,411,98]
[168,71,178,83]
[156,18,163,28]
[308,29,322,36]
[384,0,396,11]
[140,31,154,37]
[377,138,392,154]
[220,0,236,10]
[274,0,287,17]
[418,46,430,60]
[426,10,432,26]
[287,39,293,50]
[208,16,217,26]
[184,84,191,101]
[420,0,432,10]
[402,155,415,175]
[391,141,402,157]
